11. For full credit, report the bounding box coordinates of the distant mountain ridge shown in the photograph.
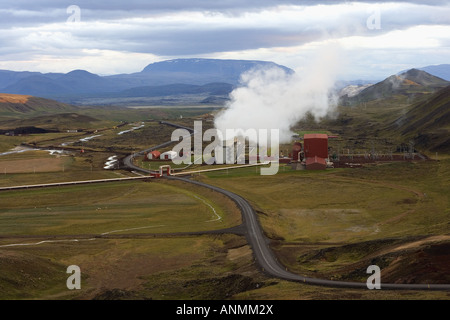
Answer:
[0,58,294,105]
[2,60,448,107]
[141,58,293,78]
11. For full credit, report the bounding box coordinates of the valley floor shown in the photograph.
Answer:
[0,112,449,300]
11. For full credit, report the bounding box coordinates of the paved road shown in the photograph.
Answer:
[167,176,450,291]
[121,121,450,291]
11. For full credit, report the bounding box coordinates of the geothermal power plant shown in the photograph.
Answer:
[290,134,334,170]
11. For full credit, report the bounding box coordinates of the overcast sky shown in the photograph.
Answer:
[0,0,449,80]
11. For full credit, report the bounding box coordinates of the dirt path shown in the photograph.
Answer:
[389,235,450,253]
[377,210,415,226]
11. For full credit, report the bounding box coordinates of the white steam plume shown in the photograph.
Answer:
[214,45,345,144]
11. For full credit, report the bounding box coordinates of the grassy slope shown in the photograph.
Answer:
[390,85,450,152]
[0,113,102,131]
[0,94,77,117]
[314,89,449,154]
[0,235,257,300]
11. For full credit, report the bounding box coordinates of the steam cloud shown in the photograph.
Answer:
[214,45,345,144]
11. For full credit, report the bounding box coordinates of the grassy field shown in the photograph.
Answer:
[200,160,450,239]
[0,180,241,238]
[0,177,243,300]
[0,150,127,188]
[0,150,71,174]
[77,105,219,123]
[197,159,450,288]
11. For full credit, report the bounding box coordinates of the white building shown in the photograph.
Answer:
[160,151,178,160]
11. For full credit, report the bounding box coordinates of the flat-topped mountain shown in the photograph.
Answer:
[0,59,294,105]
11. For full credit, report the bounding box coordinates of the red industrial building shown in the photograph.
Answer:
[303,134,329,170]
[290,134,330,170]
[304,134,328,158]
[146,150,161,160]
[305,156,328,170]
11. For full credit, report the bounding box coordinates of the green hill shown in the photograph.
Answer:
[0,93,77,116]
[390,85,450,152]
[0,93,100,131]
[342,69,449,105]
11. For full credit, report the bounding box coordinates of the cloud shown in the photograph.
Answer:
[4,3,448,51]
[0,1,448,77]
[1,1,449,28]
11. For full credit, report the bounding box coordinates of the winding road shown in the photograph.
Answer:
[167,176,450,291]
[121,122,450,291]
